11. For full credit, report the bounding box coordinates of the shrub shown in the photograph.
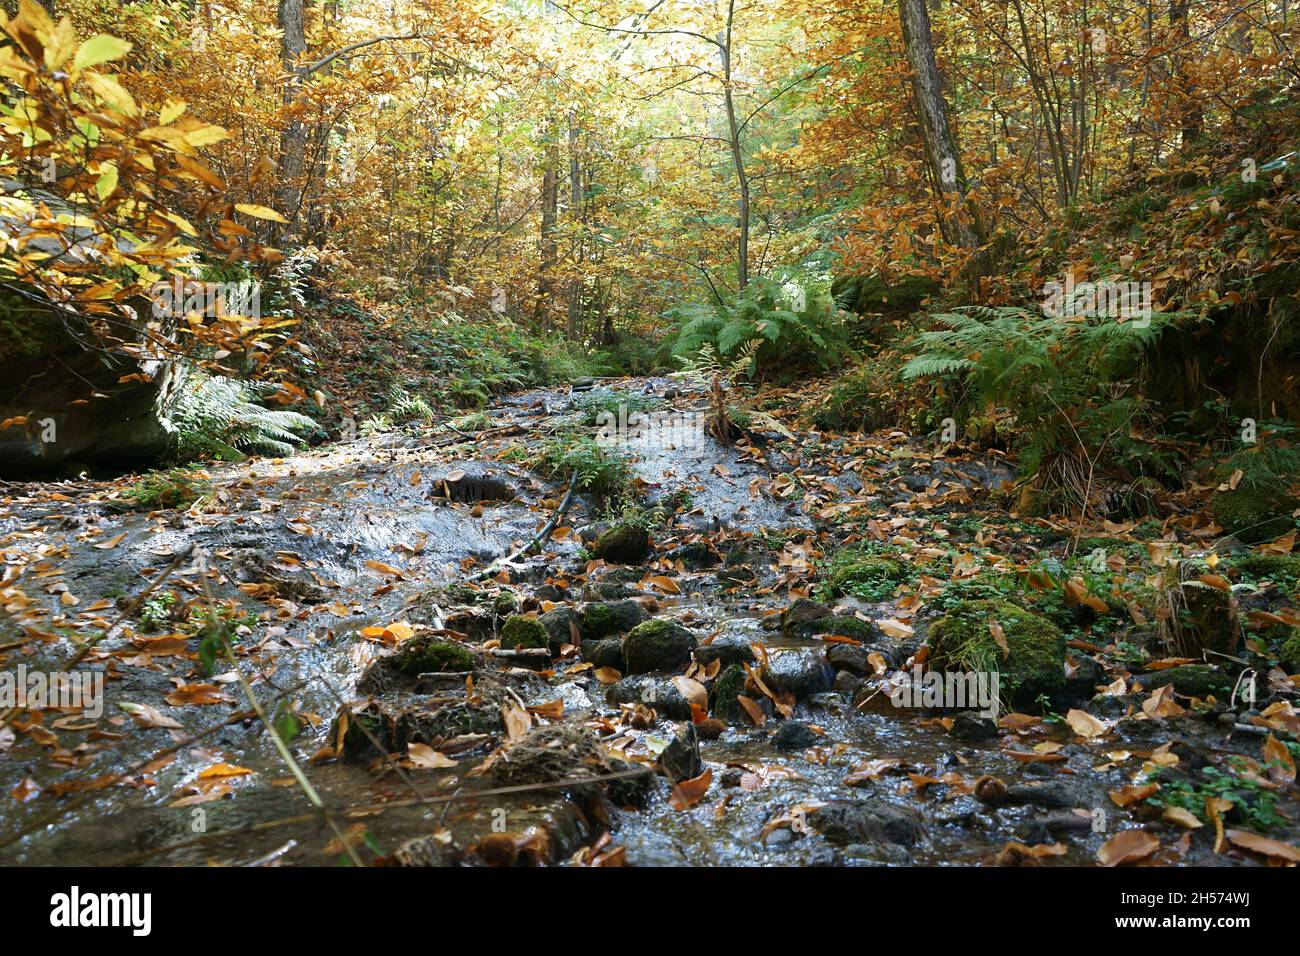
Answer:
[537,433,632,499]
[666,268,849,376]
[122,467,210,510]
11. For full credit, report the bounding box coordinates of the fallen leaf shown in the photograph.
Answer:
[668,768,712,811]
[1097,829,1159,866]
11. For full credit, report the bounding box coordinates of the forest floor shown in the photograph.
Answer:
[0,376,1298,867]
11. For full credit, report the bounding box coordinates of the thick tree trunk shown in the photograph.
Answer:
[1169,0,1202,149]
[898,0,985,249]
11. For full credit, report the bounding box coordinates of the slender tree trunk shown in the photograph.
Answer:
[720,1,750,290]
[537,130,560,327]
[898,0,985,249]
[1169,0,1202,148]
[566,111,583,337]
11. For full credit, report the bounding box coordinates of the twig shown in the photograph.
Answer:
[467,469,579,581]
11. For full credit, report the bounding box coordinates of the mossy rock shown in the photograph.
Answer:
[594,522,651,564]
[622,618,696,674]
[1277,628,1300,672]
[1211,487,1298,543]
[500,615,550,651]
[492,591,519,616]
[1143,664,1233,698]
[780,597,831,637]
[825,552,910,602]
[928,599,1066,704]
[393,637,476,676]
[580,599,647,638]
[807,615,880,643]
[711,663,750,724]
[832,273,939,315]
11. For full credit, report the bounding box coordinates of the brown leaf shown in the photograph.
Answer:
[668,768,712,811]
[1097,829,1159,866]
[1065,708,1112,738]
[737,694,766,726]
[1225,829,1300,862]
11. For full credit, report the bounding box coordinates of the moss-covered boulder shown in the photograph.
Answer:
[1143,664,1233,698]
[580,599,646,638]
[1211,486,1298,544]
[392,636,476,676]
[824,551,911,601]
[594,523,651,564]
[927,599,1066,704]
[831,273,939,315]
[711,663,751,724]
[500,615,550,651]
[623,618,696,674]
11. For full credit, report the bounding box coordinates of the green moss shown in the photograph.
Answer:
[622,618,694,674]
[500,615,550,651]
[1143,664,1232,698]
[928,599,1066,704]
[394,637,475,676]
[1231,553,1300,589]
[492,591,519,616]
[1278,628,1300,672]
[711,663,750,724]
[1212,486,1299,543]
[807,615,878,643]
[822,549,911,601]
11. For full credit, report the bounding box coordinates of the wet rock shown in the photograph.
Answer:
[693,636,755,668]
[393,834,459,867]
[763,648,834,699]
[826,643,869,675]
[538,607,578,650]
[581,638,625,670]
[623,618,696,674]
[949,712,999,742]
[808,800,926,848]
[594,523,651,564]
[833,671,864,697]
[664,542,720,569]
[607,675,692,720]
[1021,811,1094,845]
[1002,780,1090,810]
[580,599,647,638]
[772,720,817,751]
[489,724,638,801]
[808,615,881,645]
[660,722,703,784]
[780,597,831,636]
[1065,655,1108,696]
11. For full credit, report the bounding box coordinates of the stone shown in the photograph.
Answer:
[499,615,550,651]
[622,618,696,674]
[580,599,646,638]
[772,720,817,751]
[594,523,651,564]
[660,722,703,784]
[763,648,834,699]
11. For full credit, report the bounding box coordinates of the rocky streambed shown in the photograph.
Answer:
[0,377,1297,867]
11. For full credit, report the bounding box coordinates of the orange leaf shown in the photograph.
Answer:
[668,768,712,811]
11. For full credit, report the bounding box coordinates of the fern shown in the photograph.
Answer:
[169,371,320,462]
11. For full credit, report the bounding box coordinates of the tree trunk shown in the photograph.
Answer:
[720,1,750,290]
[898,0,985,249]
[1169,0,1202,149]
[277,0,309,232]
[537,130,560,327]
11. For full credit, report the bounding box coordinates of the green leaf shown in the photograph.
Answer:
[95,162,118,201]
[73,34,132,73]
